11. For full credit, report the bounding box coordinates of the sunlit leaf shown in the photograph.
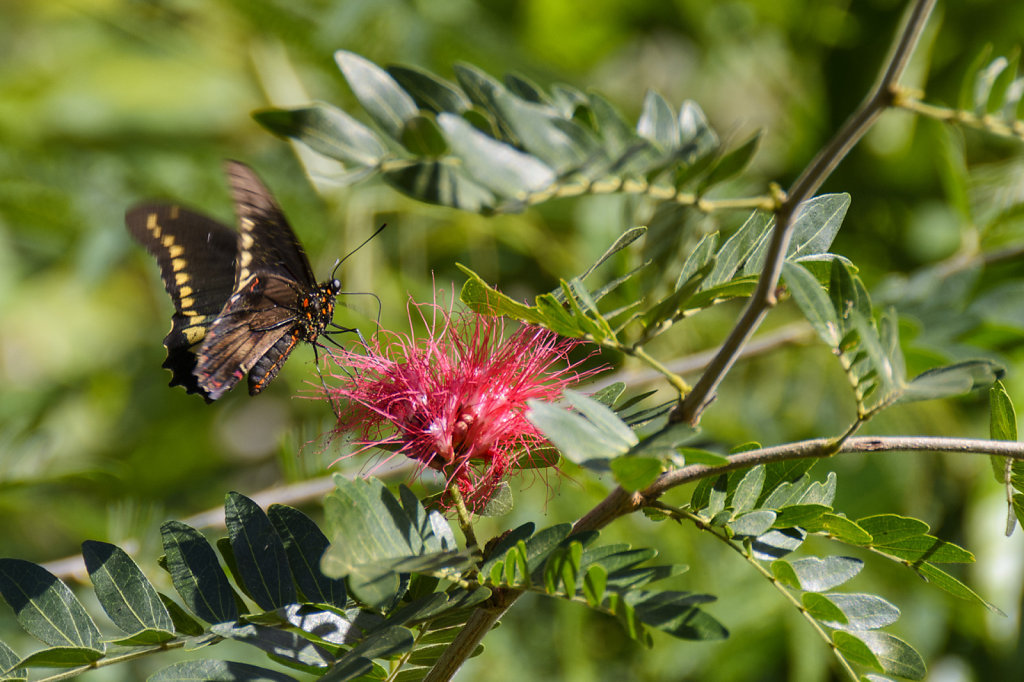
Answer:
[254,104,386,168]
[803,592,900,630]
[336,51,419,140]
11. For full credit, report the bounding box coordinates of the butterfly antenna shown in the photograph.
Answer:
[331,223,388,281]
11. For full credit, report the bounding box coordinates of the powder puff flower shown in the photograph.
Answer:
[327,301,597,509]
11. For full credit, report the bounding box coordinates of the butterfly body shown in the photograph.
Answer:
[126,161,339,400]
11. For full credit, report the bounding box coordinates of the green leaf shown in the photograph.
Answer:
[438,112,556,199]
[914,562,1003,613]
[732,465,766,513]
[772,556,863,592]
[211,622,333,669]
[625,591,727,640]
[803,592,900,630]
[106,629,176,646]
[759,460,817,507]
[698,131,760,192]
[990,380,1018,441]
[527,392,637,464]
[386,65,471,114]
[784,260,841,347]
[847,631,926,680]
[268,504,347,607]
[0,559,103,651]
[636,90,680,151]
[643,257,714,328]
[325,626,414,682]
[458,264,544,322]
[728,510,777,537]
[149,659,299,681]
[772,504,830,529]
[253,104,386,168]
[628,423,698,460]
[832,630,883,672]
[610,457,663,492]
[583,565,608,607]
[974,56,1009,114]
[677,100,719,160]
[13,646,105,669]
[476,481,515,517]
[857,514,973,563]
[335,51,418,140]
[989,381,1021,534]
[81,540,174,635]
[383,161,495,212]
[751,528,806,561]
[676,447,729,466]
[160,520,239,624]
[321,477,466,608]
[225,492,296,611]
[590,382,626,408]
[400,114,448,156]
[704,210,770,288]
[959,45,994,112]
[676,232,719,290]
[805,514,873,545]
[158,593,205,636]
[743,194,851,275]
[898,360,1004,404]
[588,93,635,158]
[0,640,24,679]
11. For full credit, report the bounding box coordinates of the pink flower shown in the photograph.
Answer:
[326,301,597,508]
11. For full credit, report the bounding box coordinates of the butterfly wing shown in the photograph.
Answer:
[194,273,303,399]
[195,162,325,398]
[125,204,237,397]
[224,160,318,290]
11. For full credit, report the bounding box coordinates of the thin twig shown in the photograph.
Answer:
[673,0,938,426]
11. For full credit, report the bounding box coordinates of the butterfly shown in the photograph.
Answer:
[126,161,345,401]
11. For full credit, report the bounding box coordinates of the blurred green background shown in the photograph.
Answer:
[3,0,1024,679]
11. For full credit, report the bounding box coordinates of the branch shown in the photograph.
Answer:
[673,0,938,425]
[574,435,1024,533]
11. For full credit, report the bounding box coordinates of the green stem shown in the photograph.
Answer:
[38,639,191,682]
[894,91,1024,141]
[628,345,691,396]
[449,483,479,550]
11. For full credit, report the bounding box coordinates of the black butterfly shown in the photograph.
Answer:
[126,161,343,400]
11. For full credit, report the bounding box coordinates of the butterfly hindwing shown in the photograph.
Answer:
[125,204,238,396]
[195,274,303,399]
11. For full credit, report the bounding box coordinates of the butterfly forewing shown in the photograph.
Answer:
[125,205,237,397]
[224,161,318,289]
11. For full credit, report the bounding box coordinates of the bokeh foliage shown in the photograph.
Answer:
[3,0,1024,680]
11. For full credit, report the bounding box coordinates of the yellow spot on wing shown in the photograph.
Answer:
[168,244,184,258]
[179,285,194,297]
[175,272,189,286]
[180,296,195,309]
[183,326,205,345]
[147,213,162,239]
[171,258,187,272]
